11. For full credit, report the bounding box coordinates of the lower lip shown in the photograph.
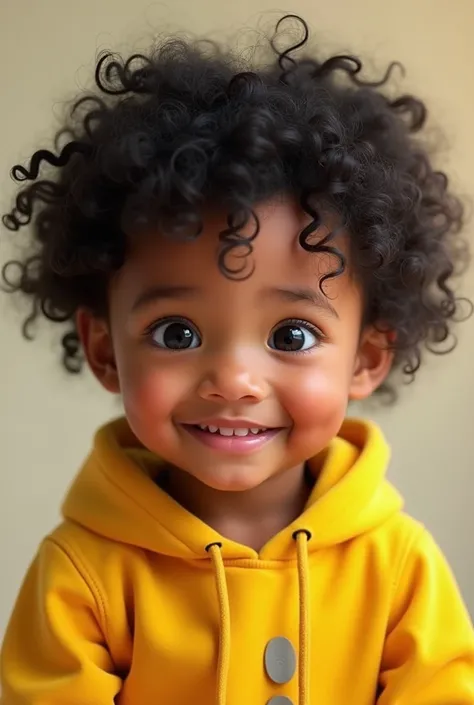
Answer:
[182,425,281,454]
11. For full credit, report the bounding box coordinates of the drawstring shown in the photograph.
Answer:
[207,533,311,705]
[206,543,231,705]
[294,529,311,705]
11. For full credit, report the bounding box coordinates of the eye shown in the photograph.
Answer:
[268,320,321,352]
[148,318,201,351]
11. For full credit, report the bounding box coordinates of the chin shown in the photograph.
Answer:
[199,470,267,493]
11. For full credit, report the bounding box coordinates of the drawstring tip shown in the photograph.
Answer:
[294,530,311,705]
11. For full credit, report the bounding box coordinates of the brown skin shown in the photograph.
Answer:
[77,198,392,550]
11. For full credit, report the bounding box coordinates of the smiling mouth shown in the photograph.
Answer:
[192,424,270,437]
[181,423,281,453]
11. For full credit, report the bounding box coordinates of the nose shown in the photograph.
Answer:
[197,350,268,403]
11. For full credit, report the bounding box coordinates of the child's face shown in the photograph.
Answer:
[79,197,391,491]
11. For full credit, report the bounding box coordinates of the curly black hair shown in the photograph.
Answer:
[1,15,468,382]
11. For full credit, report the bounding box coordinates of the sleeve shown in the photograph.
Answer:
[1,539,122,704]
[378,529,474,704]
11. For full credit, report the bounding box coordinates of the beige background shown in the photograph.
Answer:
[1,0,473,638]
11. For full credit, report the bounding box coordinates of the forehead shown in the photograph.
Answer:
[118,198,350,296]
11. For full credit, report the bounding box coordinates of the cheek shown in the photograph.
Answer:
[117,353,187,428]
[289,369,348,424]
[281,353,355,441]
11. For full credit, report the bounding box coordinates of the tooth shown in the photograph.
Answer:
[219,428,234,436]
[199,424,207,430]
[250,428,261,435]
[208,425,218,433]
[234,428,250,437]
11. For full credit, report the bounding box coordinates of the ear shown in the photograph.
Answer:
[76,308,120,394]
[349,326,394,401]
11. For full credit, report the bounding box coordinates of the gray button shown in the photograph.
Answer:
[267,697,294,705]
[265,636,296,684]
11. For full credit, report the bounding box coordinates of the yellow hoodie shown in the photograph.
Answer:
[1,418,473,705]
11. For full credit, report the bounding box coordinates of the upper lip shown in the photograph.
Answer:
[182,419,277,429]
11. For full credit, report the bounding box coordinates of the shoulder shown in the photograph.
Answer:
[379,512,454,580]
[349,510,426,587]
[47,520,140,602]
[45,520,144,641]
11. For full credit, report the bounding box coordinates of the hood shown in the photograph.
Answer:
[62,417,402,561]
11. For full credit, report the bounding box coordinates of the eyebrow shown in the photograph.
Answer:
[266,286,339,318]
[131,283,338,318]
[132,286,198,312]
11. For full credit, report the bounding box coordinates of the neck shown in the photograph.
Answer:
[165,463,311,552]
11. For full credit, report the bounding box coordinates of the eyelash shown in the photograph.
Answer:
[143,316,201,351]
[143,316,193,336]
[270,318,325,355]
[143,316,325,354]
